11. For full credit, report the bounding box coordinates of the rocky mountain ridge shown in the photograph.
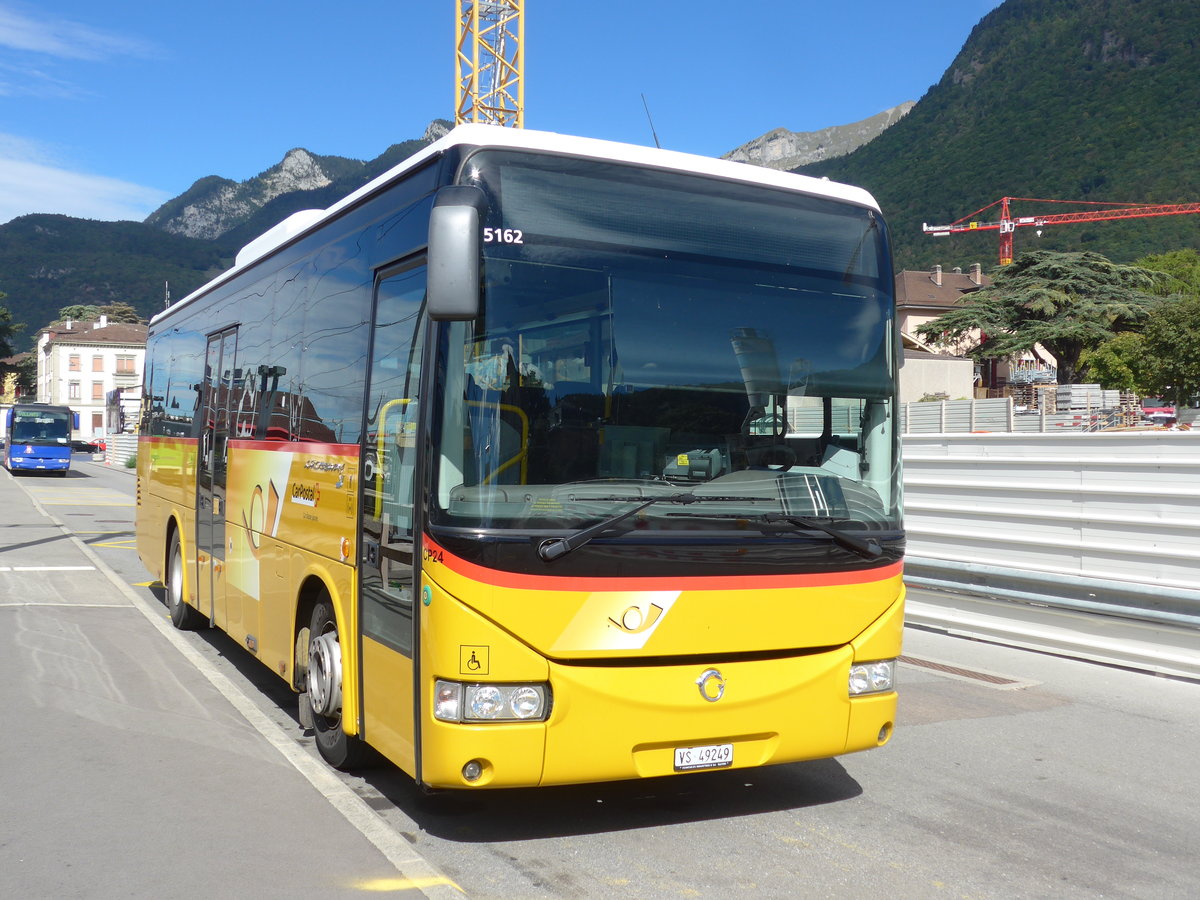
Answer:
[723,102,915,170]
[145,149,342,240]
[145,120,450,242]
[143,109,902,246]
[4,0,1199,343]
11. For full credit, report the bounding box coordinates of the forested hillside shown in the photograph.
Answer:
[799,0,1200,270]
[0,215,226,337]
[0,131,440,347]
[3,0,1198,349]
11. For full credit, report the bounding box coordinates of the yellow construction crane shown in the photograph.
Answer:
[455,1,525,127]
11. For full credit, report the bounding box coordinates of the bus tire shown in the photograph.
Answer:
[306,598,366,770]
[166,529,204,630]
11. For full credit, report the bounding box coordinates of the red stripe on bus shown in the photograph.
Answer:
[140,435,198,445]
[425,537,902,592]
[227,440,361,455]
[138,436,358,455]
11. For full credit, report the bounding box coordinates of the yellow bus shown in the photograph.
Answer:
[136,125,904,788]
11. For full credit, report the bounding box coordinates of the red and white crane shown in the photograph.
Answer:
[923,196,1200,265]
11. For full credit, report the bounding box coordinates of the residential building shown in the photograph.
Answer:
[895,264,1057,398]
[896,263,990,349]
[36,316,147,441]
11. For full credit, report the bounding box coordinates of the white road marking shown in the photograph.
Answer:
[10,468,464,898]
[0,565,96,572]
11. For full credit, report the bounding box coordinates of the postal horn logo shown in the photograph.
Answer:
[608,602,664,634]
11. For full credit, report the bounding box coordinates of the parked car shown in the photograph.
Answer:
[70,440,102,453]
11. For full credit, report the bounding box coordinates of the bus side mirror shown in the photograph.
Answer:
[428,185,487,321]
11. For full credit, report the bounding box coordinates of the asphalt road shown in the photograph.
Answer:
[4,457,1198,899]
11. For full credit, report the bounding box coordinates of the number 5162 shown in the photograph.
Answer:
[483,227,523,244]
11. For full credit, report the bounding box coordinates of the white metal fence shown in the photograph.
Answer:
[900,397,1135,434]
[104,432,138,468]
[902,431,1200,630]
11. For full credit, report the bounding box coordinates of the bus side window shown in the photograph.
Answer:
[360,262,427,655]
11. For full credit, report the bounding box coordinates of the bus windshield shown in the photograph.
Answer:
[432,151,900,537]
[10,407,72,446]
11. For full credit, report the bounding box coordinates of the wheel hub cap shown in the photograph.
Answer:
[307,630,342,717]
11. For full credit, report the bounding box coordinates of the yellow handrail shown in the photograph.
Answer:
[374,398,413,519]
[467,400,529,484]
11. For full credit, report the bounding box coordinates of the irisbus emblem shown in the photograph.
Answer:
[696,668,726,702]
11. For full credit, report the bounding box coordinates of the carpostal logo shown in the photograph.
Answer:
[290,481,320,507]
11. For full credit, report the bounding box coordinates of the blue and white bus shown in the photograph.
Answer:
[4,404,76,475]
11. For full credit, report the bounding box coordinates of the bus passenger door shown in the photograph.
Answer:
[359,263,426,767]
[197,327,237,628]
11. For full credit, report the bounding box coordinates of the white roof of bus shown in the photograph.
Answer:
[153,124,881,326]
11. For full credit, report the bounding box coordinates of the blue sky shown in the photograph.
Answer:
[0,1,1004,225]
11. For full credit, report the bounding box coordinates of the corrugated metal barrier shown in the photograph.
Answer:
[902,431,1200,678]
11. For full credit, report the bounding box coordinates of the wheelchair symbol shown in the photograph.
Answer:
[459,645,490,675]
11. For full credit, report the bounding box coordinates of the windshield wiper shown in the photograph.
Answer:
[535,495,883,563]
[761,512,883,560]
[536,492,755,562]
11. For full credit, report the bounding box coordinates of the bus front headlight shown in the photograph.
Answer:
[434,680,551,722]
[849,660,896,695]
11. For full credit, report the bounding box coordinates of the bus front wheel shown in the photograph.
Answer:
[166,530,204,630]
[306,598,366,770]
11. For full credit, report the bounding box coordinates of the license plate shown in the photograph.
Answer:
[674,742,733,771]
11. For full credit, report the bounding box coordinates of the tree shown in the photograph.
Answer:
[1084,248,1200,400]
[0,290,26,404]
[915,250,1164,384]
[1136,248,1200,297]
[57,304,101,322]
[1135,249,1200,404]
[0,289,23,360]
[97,302,144,323]
[1078,332,1149,393]
[1140,295,1200,406]
[13,353,37,399]
[53,301,143,326]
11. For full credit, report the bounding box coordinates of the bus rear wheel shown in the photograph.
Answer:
[306,598,366,770]
[166,530,204,630]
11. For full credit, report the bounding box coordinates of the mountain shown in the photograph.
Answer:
[5,0,1200,345]
[214,121,448,257]
[146,120,450,244]
[0,215,227,340]
[143,149,363,241]
[794,0,1200,271]
[723,102,915,170]
[0,122,449,347]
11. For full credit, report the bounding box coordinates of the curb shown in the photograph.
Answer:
[9,469,465,899]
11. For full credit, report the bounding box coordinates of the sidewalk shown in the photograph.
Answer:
[0,468,461,899]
